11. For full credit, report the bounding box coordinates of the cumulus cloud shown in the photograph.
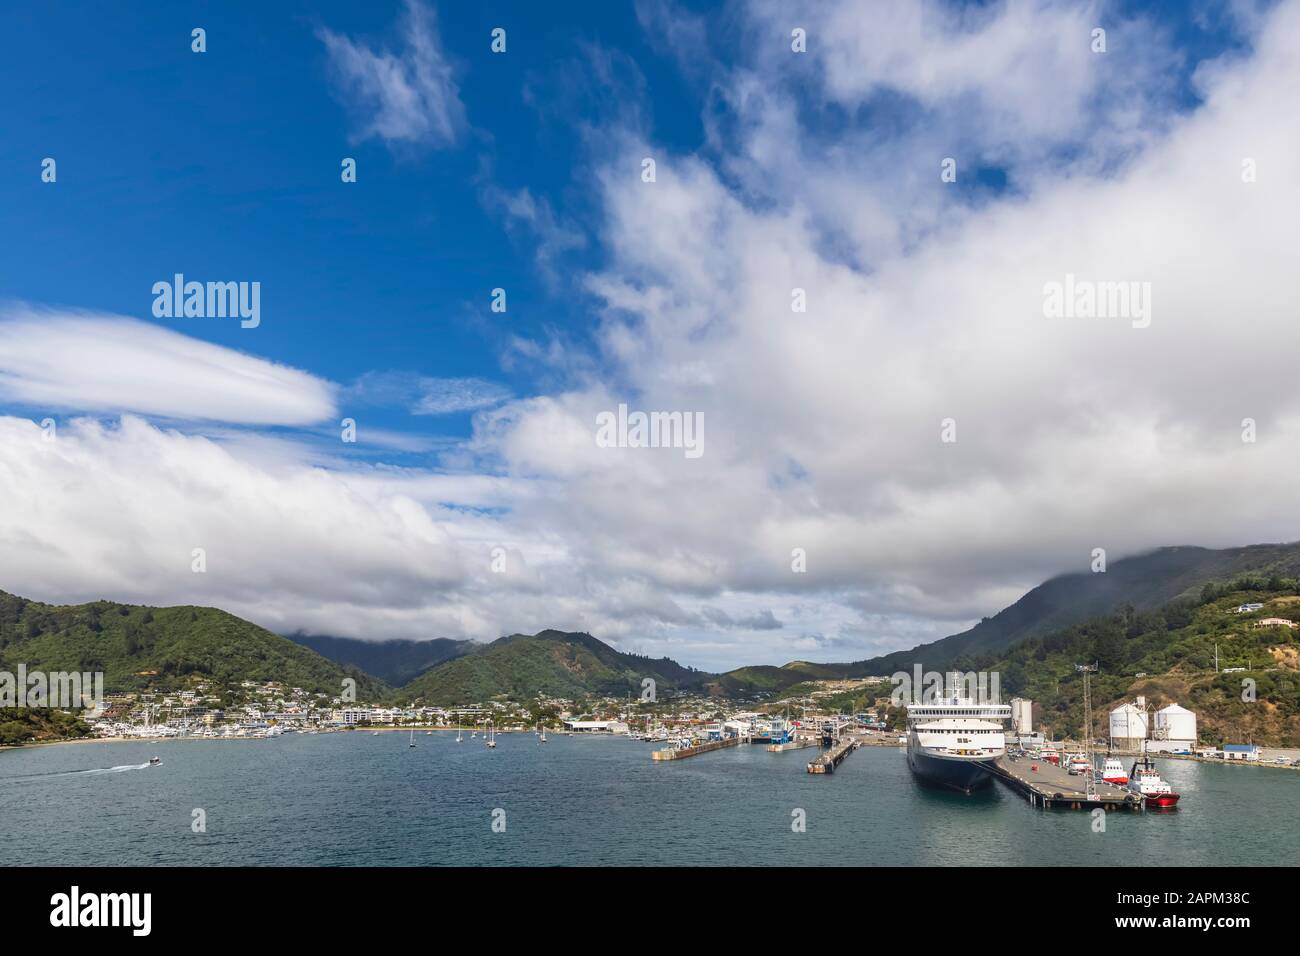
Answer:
[318,0,465,149]
[6,1,1300,671]
[479,0,1300,657]
[0,309,335,426]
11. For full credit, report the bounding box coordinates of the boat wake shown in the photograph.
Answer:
[74,762,155,775]
[2,762,156,783]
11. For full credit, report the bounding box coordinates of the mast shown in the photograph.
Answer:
[1076,662,1098,800]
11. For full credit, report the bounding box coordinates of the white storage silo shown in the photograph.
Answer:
[1108,701,1148,752]
[1010,698,1033,735]
[1152,703,1197,749]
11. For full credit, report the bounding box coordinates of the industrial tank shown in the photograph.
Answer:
[1154,702,1197,742]
[1108,701,1148,751]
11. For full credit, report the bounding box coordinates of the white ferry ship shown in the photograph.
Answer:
[905,675,1011,793]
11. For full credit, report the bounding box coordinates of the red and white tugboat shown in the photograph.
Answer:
[1127,756,1179,809]
[1099,756,1128,785]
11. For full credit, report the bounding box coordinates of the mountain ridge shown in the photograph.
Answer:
[8,542,1300,706]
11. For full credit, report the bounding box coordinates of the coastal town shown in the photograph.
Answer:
[67,675,1300,777]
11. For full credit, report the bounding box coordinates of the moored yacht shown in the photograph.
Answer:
[905,675,1011,793]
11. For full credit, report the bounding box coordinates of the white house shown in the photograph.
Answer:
[1222,743,1261,761]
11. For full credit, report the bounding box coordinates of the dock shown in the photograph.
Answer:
[807,736,860,774]
[767,737,816,753]
[651,736,741,761]
[988,756,1143,810]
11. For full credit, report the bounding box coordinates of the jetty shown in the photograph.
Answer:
[988,757,1142,810]
[651,736,741,761]
[807,736,860,774]
[767,737,816,753]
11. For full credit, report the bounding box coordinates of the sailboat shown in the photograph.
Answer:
[539,722,547,744]
[409,729,415,748]
[456,720,463,744]
[486,722,497,749]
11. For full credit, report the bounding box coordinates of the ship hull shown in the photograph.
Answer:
[1144,793,1180,810]
[907,744,994,793]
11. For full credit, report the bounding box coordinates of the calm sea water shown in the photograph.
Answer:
[1,733,1295,866]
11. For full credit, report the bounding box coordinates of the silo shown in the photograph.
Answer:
[1154,703,1197,746]
[1010,698,1033,735]
[1108,701,1148,752]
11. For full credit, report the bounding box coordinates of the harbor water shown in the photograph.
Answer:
[1,733,1293,866]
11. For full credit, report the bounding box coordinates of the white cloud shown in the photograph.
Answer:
[6,2,1300,672]
[412,378,512,416]
[477,0,1300,658]
[318,0,465,149]
[0,308,335,426]
[346,370,511,415]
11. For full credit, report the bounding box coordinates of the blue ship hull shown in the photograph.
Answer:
[907,745,994,793]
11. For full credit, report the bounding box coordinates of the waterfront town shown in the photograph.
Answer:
[74,675,1300,775]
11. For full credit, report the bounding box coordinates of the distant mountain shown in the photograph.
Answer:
[399,629,710,704]
[0,590,385,698]
[842,544,1300,676]
[288,633,472,686]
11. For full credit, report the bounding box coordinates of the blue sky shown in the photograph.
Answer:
[2,1,1297,670]
[1,1,714,449]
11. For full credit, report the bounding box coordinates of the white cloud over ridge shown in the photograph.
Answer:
[5,1,1300,670]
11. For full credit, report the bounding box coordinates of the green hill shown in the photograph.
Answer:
[0,707,92,746]
[704,665,809,697]
[842,544,1300,677]
[0,591,385,699]
[979,580,1300,746]
[399,629,709,704]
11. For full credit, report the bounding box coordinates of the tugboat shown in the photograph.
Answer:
[1041,746,1060,766]
[1127,756,1179,809]
[1099,756,1128,785]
